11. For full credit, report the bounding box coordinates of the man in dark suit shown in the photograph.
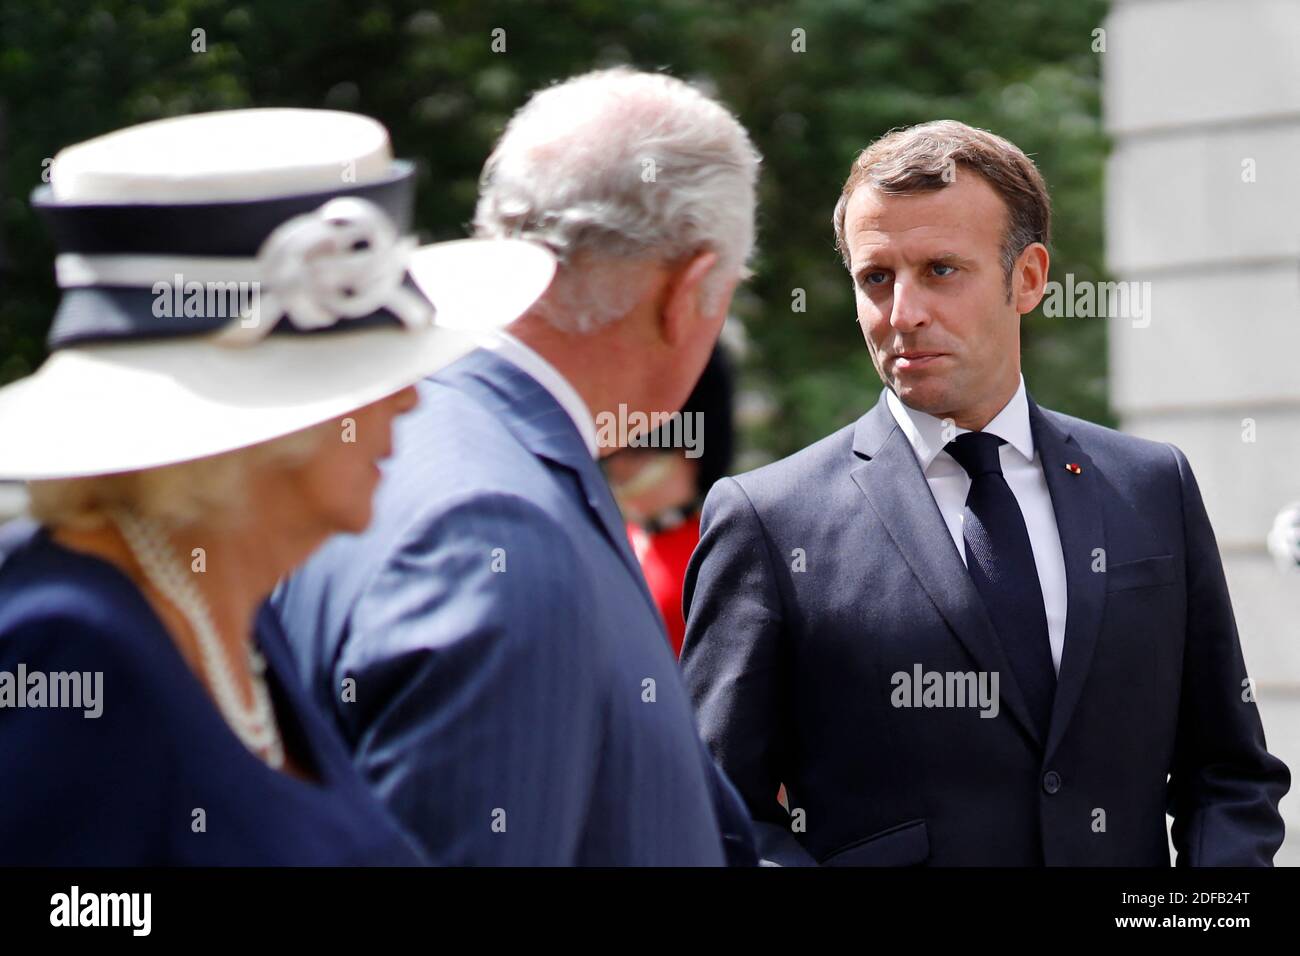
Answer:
[274,68,761,864]
[682,120,1290,866]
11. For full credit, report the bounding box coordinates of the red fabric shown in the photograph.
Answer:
[626,513,702,658]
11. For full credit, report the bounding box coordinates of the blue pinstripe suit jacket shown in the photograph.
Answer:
[272,348,756,865]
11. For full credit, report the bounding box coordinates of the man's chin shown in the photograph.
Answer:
[889,378,950,415]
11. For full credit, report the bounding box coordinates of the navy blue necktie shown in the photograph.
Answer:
[945,431,1056,739]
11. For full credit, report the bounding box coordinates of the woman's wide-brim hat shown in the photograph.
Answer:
[0,108,555,480]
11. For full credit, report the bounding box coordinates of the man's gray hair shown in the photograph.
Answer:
[473,67,760,333]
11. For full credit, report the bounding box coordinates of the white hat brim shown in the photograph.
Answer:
[0,237,553,480]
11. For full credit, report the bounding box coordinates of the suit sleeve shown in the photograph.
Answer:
[339,493,603,865]
[681,476,817,866]
[1165,444,1291,865]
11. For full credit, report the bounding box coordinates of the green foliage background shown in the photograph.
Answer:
[0,0,1111,461]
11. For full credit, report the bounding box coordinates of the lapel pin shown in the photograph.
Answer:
[1065,463,1083,475]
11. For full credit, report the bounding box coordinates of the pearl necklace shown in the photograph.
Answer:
[110,509,285,769]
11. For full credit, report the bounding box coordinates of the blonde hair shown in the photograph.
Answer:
[27,424,330,531]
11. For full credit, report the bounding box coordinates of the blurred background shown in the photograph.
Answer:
[1,0,1296,861]
[0,0,1111,452]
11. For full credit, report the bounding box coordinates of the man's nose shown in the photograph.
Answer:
[889,277,929,332]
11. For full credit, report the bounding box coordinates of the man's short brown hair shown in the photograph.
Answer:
[832,120,1051,284]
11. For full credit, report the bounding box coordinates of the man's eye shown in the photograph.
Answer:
[932,264,957,277]
[863,271,890,286]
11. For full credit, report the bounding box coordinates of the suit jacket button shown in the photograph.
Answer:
[1043,771,1062,794]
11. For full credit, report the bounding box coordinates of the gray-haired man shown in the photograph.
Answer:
[274,68,761,865]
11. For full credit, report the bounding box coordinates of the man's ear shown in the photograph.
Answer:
[1012,242,1050,315]
[660,250,719,346]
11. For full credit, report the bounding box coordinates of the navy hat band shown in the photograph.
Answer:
[32,160,416,258]
[34,170,436,349]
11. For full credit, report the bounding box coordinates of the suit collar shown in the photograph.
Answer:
[848,385,1099,755]
[883,375,1035,472]
[439,347,592,471]
[437,348,662,622]
[856,380,1072,459]
[852,388,901,459]
[475,330,598,459]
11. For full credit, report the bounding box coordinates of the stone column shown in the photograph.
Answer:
[1104,0,1300,863]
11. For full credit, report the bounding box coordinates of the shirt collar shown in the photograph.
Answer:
[476,329,599,459]
[884,373,1034,473]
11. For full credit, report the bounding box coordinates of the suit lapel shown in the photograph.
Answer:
[1027,396,1107,759]
[571,453,659,609]
[438,349,661,620]
[849,390,1043,748]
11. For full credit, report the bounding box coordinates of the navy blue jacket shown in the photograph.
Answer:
[682,388,1290,866]
[0,522,424,865]
[273,349,756,865]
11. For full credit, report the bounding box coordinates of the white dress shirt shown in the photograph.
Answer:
[477,330,599,460]
[884,375,1068,673]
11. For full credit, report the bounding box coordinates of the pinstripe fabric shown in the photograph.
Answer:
[272,348,756,865]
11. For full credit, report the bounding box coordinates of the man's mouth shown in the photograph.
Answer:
[892,351,947,370]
